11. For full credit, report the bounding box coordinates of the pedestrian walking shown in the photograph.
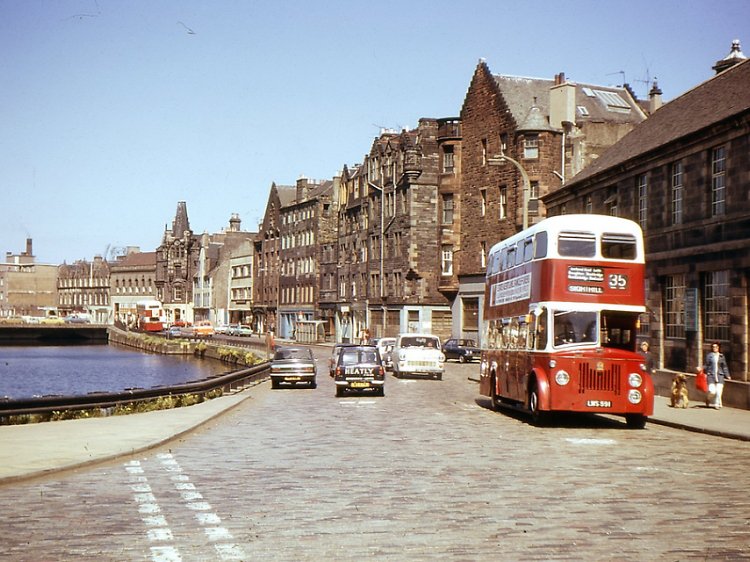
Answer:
[638,341,656,375]
[702,341,731,409]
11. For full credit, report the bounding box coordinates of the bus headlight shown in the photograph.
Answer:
[555,370,570,385]
[628,373,643,388]
[628,389,642,404]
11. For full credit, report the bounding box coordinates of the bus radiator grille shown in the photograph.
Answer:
[578,363,621,395]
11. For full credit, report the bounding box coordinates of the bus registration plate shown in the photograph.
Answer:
[586,400,612,408]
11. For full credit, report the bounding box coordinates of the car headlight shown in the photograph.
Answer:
[555,370,570,385]
[628,389,642,404]
[628,373,643,388]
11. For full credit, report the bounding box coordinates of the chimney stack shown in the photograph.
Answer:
[649,79,663,113]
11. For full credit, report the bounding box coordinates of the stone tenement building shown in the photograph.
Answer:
[254,177,339,339]
[544,44,750,380]
[109,249,157,326]
[337,120,452,341]
[57,255,110,323]
[447,60,649,342]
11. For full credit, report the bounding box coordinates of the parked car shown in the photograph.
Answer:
[214,324,229,335]
[64,315,91,324]
[40,316,65,325]
[392,333,445,380]
[192,320,214,337]
[167,325,183,338]
[441,338,481,363]
[235,324,253,337]
[270,346,317,389]
[375,337,396,371]
[0,316,25,324]
[334,345,385,397]
[328,343,359,377]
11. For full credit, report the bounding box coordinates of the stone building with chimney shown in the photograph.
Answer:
[544,44,750,380]
[449,60,648,343]
[337,121,453,341]
[0,239,57,318]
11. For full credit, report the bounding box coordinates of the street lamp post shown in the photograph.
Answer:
[488,152,530,231]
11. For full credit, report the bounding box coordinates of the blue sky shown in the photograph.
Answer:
[2,0,748,264]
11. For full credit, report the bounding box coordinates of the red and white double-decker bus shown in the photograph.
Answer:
[478,214,654,428]
[136,300,164,332]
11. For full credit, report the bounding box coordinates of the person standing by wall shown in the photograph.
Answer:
[702,341,730,409]
[638,341,656,376]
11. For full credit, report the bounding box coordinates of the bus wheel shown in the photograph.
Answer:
[625,414,647,429]
[529,383,547,426]
[490,375,502,410]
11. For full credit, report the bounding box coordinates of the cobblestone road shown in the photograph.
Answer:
[2,355,750,561]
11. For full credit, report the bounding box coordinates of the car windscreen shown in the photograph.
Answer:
[400,336,439,348]
[274,349,311,360]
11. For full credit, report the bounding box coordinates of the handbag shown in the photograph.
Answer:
[696,368,708,392]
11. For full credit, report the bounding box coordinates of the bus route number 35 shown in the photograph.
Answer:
[608,273,629,290]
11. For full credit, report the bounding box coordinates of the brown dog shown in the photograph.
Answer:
[670,374,689,408]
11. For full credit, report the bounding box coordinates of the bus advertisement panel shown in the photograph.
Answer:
[478,215,654,428]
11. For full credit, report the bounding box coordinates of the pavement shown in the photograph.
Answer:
[1,381,749,486]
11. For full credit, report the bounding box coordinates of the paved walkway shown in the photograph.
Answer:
[1,385,748,485]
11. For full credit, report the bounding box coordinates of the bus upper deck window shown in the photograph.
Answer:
[601,233,637,260]
[558,231,596,257]
[523,237,534,262]
[534,231,548,259]
[506,246,516,268]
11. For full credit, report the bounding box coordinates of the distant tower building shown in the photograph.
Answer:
[155,201,200,324]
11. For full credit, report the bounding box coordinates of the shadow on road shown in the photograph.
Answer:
[475,396,630,430]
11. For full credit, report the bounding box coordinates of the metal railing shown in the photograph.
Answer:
[0,363,269,419]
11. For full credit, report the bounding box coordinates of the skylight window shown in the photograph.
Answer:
[594,90,631,113]
[577,106,589,116]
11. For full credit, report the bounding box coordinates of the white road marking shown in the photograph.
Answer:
[157,453,248,561]
[150,546,182,562]
[564,438,616,445]
[126,460,180,562]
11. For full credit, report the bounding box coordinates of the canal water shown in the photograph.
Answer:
[0,345,232,399]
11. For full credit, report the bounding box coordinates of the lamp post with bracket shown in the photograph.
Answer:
[488,152,531,231]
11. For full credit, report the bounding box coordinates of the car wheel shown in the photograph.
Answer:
[335,386,344,397]
[271,379,279,390]
[459,355,466,364]
[310,380,317,389]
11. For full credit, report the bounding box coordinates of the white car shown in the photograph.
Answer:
[392,333,445,380]
[375,337,396,371]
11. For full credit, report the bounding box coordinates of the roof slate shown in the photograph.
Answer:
[493,74,645,129]
[568,58,750,185]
